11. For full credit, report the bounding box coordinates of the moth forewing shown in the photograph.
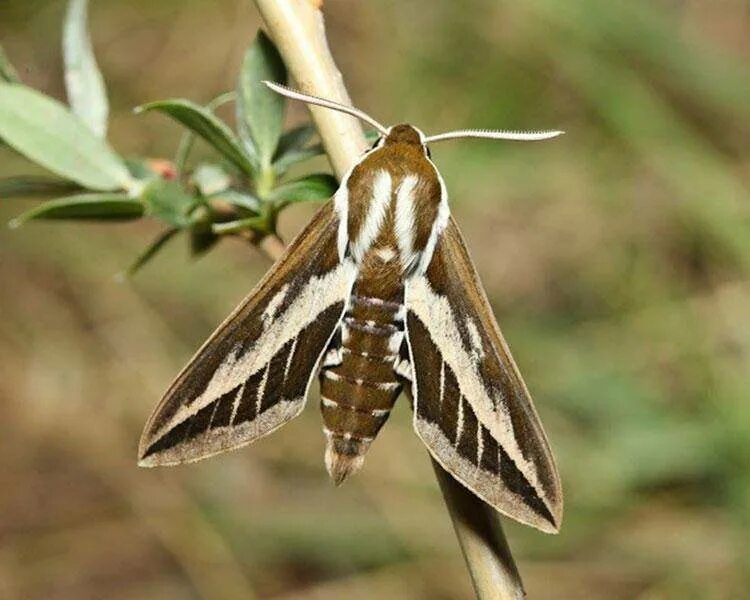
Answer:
[405,217,563,533]
[138,201,357,467]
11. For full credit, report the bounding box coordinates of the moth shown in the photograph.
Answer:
[139,81,564,533]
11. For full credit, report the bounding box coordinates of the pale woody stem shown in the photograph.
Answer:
[250,1,525,598]
[258,233,286,263]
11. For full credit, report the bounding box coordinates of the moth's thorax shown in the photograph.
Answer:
[336,124,447,275]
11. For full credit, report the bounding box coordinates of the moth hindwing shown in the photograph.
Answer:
[138,200,356,466]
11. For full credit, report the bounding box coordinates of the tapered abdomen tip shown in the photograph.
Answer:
[324,434,370,485]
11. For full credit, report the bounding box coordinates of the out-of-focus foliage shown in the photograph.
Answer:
[0,82,133,190]
[0,0,748,598]
[63,0,109,138]
[1,5,334,276]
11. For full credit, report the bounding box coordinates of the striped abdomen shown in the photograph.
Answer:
[319,279,405,484]
[319,133,443,483]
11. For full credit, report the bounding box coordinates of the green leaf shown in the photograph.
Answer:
[209,189,261,213]
[0,175,82,199]
[187,204,220,256]
[0,83,132,191]
[63,0,108,138]
[191,163,232,196]
[189,225,219,257]
[125,227,180,276]
[0,45,20,83]
[273,143,324,175]
[274,124,316,159]
[141,179,198,228]
[272,125,323,174]
[174,91,236,175]
[137,99,255,176]
[268,173,338,208]
[236,31,287,168]
[9,193,143,227]
[212,215,267,235]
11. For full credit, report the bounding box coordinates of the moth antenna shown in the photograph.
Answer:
[263,81,389,136]
[423,129,565,144]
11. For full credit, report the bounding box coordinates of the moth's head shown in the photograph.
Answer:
[384,124,424,146]
[375,124,429,156]
[263,81,564,150]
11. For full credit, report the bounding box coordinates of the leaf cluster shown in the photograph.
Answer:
[0,0,337,275]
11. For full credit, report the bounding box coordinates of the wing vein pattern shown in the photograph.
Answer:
[405,216,562,533]
[139,201,357,466]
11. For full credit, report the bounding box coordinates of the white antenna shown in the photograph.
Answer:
[423,128,564,143]
[263,81,389,136]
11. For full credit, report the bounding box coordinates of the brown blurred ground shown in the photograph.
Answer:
[1,0,749,598]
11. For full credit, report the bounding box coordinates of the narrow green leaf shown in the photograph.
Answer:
[273,143,324,175]
[125,227,180,276]
[174,130,197,177]
[212,215,266,235]
[268,173,338,207]
[191,163,232,196]
[9,193,143,227]
[272,124,323,174]
[271,130,370,175]
[141,179,198,228]
[137,99,255,176]
[187,204,220,256]
[0,176,82,199]
[237,31,287,168]
[175,91,236,175]
[0,83,132,190]
[274,125,316,159]
[209,189,261,213]
[63,0,108,138]
[0,45,20,83]
[189,225,219,257]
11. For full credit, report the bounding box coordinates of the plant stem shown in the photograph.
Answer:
[434,461,525,599]
[258,231,286,261]
[253,0,366,176]
[251,1,526,597]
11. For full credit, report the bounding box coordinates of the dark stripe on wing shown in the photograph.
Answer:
[142,304,344,459]
[457,396,479,462]
[282,303,345,398]
[233,368,268,425]
[408,312,554,527]
[211,385,239,428]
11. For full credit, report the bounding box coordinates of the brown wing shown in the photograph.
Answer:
[139,201,357,466]
[405,216,562,533]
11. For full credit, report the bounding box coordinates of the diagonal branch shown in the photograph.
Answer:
[250,1,525,598]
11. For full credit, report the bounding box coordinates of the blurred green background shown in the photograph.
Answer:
[1,0,749,598]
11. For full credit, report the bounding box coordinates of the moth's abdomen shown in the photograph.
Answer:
[319,290,405,484]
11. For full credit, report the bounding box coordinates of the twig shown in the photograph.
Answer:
[258,233,287,262]
[250,1,526,597]
[434,462,524,599]
[253,0,366,176]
